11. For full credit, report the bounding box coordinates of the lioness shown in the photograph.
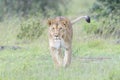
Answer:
[47,16,90,67]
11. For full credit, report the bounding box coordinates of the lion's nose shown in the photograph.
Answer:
[55,34,58,37]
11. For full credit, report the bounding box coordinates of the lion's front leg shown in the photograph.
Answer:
[50,47,63,67]
[63,47,72,67]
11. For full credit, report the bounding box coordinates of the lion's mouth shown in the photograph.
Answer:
[54,37,61,40]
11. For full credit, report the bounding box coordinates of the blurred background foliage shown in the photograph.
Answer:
[89,0,120,38]
[91,0,120,17]
[0,0,69,41]
[0,0,120,41]
[0,0,68,19]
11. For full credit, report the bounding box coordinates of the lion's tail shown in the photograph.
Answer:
[71,16,90,25]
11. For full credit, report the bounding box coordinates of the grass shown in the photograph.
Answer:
[0,22,120,79]
[0,37,120,80]
[0,0,120,80]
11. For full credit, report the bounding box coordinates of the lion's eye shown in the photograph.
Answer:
[59,27,62,30]
[52,27,54,30]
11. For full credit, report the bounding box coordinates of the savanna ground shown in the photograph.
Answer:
[0,0,120,80]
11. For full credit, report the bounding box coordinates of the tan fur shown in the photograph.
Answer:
[47,16,90,67]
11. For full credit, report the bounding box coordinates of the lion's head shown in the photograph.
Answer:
[47,17,70,41]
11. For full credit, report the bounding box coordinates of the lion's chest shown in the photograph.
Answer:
[49,39,65,49]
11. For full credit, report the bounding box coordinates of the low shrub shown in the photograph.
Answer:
[17,18,45,41]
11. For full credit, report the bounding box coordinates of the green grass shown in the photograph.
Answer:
[0,38,120,80]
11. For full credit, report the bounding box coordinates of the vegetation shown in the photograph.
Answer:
[0,40,120,80]
[17,17,45,41]
[89,0,120,38]
[91,0,120,17]
[0,0,68,19]
[0,0,120,80]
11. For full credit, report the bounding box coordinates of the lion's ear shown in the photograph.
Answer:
[62,19,69,27]
[47,19,52,26]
